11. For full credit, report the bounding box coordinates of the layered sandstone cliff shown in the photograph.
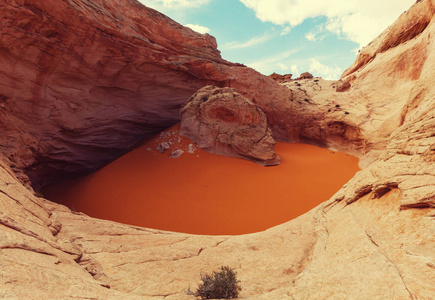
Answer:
[0,0,434,299]
[0,0,245,188]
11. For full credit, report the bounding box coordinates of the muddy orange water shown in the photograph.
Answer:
[43,124,360,235]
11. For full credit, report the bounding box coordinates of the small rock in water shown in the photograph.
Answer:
[170,149,184,158]
[187,144,196,154]
[156,142,170,153]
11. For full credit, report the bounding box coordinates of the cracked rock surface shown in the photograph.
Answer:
[0,0,435,299]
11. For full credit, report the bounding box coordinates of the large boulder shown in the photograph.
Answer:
[180,86,279,165]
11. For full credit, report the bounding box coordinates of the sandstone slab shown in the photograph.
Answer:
[0,0,434,299]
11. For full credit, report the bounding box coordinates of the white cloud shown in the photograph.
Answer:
[280,26,291,36]
[185,24,210,34]
[278,63,289,71]
[239,0,415,47]
[305,24,325,42]
[305,32,317,42]
[351,47,361,55]
[308,58,342,80]
[291,65,300,77]
[221,32,273,50]
[246,48,300,74]
[138,0,211,25]
[139,0,210,8]
[325,17,341,36]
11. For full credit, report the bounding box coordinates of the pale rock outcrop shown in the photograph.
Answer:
[342,0,435,80]
[156,142,170,153]
[276,0,435,212]
[270,77,366,155]
[180,86,279,165]
[1,161,433,299]
[170,149,184,158]
[332,91,435,210]
[0,160,139,299]
[0,0,435,299]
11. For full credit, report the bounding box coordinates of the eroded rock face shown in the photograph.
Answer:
[180,86,279,165]
[0,0,372,188]
[269,72,293,83]
[332,94,435,210]
[0,0,435,299]
[0,0,244,188]
[296,72,314,80]
[342,0,435,80]
[2,0,434,190]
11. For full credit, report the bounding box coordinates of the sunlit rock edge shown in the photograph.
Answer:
[0,0,434,299]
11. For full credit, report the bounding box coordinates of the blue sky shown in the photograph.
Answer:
[138,0,415,79]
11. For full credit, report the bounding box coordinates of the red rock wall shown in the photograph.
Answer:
[0,0,240,188]
[0,0,300,189]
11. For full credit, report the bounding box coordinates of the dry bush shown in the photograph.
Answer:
[188,266,242,299]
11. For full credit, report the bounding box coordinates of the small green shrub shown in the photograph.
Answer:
[188,266,242,299]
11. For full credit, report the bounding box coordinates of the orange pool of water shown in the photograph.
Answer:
[43,125,360,235]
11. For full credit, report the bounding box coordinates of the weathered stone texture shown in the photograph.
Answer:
[0,0,434,299]
[180,86,279,165]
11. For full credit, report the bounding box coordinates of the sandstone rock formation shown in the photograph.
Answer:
[0,0,434,299]
[0,0,220,188]
[296,71,314,80]
[180,86,279,165]
[0,0,285,189]
[269,72,293,83]
[0,0,373,189]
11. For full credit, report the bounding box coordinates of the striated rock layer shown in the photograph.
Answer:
[0,0,434,299]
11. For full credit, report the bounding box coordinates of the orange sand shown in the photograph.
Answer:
[43,124,359,235]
